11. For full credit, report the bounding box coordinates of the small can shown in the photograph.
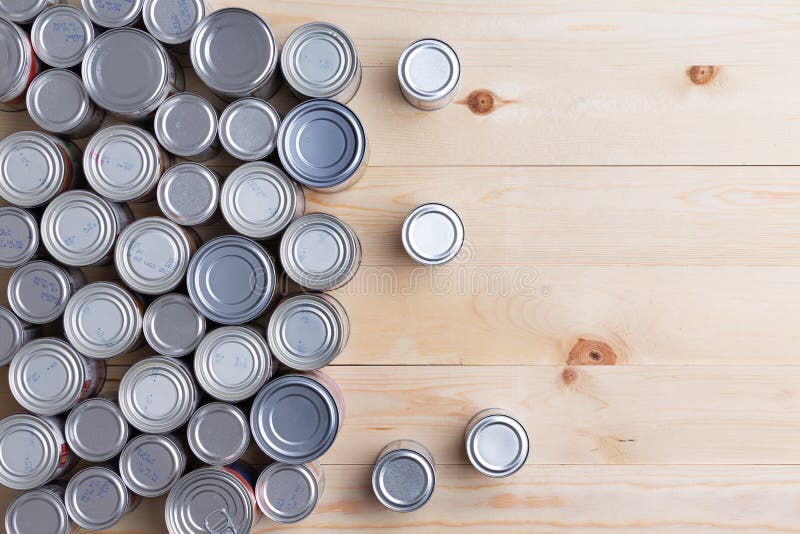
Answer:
[280,212,361,291]
[119,433,187,497]
[142,0,207,52]
[81,0,142,29]
[220,162,304,239]
[143,292,206,357]
[255,460,324,524]
[186,402,249,465]
[4,481,78,534]
[186,235,277,325]
[0,131,80,208]
[0,413,76,490]
[154,92,220,161]
[26,69,104,139]
[7,260,87,324]
[9,337,106,416]
[398,39,461,110]
[65,396,129,462]
[0,306,41,366]
[372,439,436,512]
[281,22,361,104]
[465,408,530,477]
[190,8,280,102]
[82,28,185,120]
[0,206,41,268]
[0,19,40,111]
[114,216,199,295]
[31,5,95,69]
[157,163,220,227]
[41,190,132,267]
[65,466,140,531]
[0,0,57,24]
[118,355,199,433]
[267,293,349,371]
[218,97,281,161]
[402,203,465,265]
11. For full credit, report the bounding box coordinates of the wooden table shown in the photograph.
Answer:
[4,1,800,532]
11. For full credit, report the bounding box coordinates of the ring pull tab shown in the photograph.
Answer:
[204,508,237,534]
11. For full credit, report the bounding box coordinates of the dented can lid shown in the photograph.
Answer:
[5,484,72,534]
[157,163,219,227]
[0,206,39,268]
[0,131,70,208]
[154,93,218,158]
[119,433,186,497]
[143,0,206,46]
[372,441,436,512]
[187,402,250,465]
[66,397,129,462]
[31,5,95,68]
[401,203,464,265]
[398,39,460,108]
[255,461,322,523]
[81,0,142,28]
[27,69,94,135]
[8,260,75,324]
[218,98,280,161]
[65,467,130,530]
[0,307,26,366]
[0,0,49,23]
[0,414,66,490]
[465,410,529,477]
[143,293,206,357]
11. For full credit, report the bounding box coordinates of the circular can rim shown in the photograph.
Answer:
[401,202,465,265]
[398,38,461,103]
[8,260,72,324]
[465,412,530,477]
[31,5,95,68]
[65,466,129,530]
[65,396,129,462]
[0,0,49,23]
[218,97,281,161]
[0,206,38,269]
[119,433,186,497]
[0,306,25,366]
[154,92,218,157]
[143,0,205,45]
[372,447,436,512]
[0,131,67,208]
[0,413,60,490]
[255,461,320,523]
[80,0,143,28]
[5,484,71,533]
[186,402,250,465]
[26,69,92,134]
[157,162,220,226]
[143,293,206,357]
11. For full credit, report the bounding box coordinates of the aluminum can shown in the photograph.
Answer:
[4,481,78,534]
[81,0,142,28]
[0,206,41,268]
[31,5,94,68]
[119,433,187,497]
[0,413,76,490]
[154,92,220,161]
[465,408,529,477]
[0,306,41,366]
[398,38,461,110]
[372,439,436,512]
[255,460,324,524]
[186,402,249,465]
[143,292,206,357]
[142,0,207,51]
[220,162,304,239]
[218,97,280,161]
[402,202,465,265]
[65,466,140,530]
[7,260,86,324]
[0,19,41,111]
[186,235,276,325]
[157,163,219,226]
[65,396,129,462]
[0,0,58,24]
[27,69,104,138]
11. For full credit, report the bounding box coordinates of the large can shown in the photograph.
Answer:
[0,413,76,490]
[4,481,78,534]
[31,5,95,69]
[82,28,184,120]
[157,163,220,227]
[220,162,304,239]
[372,439,436,512]
[0,19,40,111]
[26,69,104,139]
[398,39,461,110]
[143,292,206,357]
[402,203,465,265]
[0,0,58,24]
[66,396,129,462]
[465,408,530,477]
[154,93,220,161]
[186,402,249,466]
[0,306,41,366]
[190,8,280,101]
[218,97,281,161]
[7,260,86,324]
[142,0,207,52]
[256,460,324,524]
[65,466,140,531]
[81,0,142,29]
[119,433,187,497]
[0,206,41,268]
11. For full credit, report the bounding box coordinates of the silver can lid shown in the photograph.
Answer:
[218,98,280,161]
[157,163,219,227]
[65,397,129,462]
[186,235,276,325]
[119,433,186,497]
[119,355,198,433]
[280,213,360,290]
[187,402,249,465]
[31,5,95,68]
[5,485,71,534]
[255,461,320,523]
[0,306,26,366]
[143,293,206,357]
[0,206,39,268]
[466,412,529,477]
[81,0,142,28]
[220,162,300,239]
[190,8,278,98]
[278,99,367,190]
[372,447,435,512]
[115,217,193,295]
[0,413,64,490]
[65,467,129,530]
[154,93,218,158]
[0,0,48,23]
[142,0,206,46]
[398,39,460,105]
[0,19,28,100]
[8,260,73,324]
[401,203,464,265]
[26,69,94,136]
[0,131,68,209]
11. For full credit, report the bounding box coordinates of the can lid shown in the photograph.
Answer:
[218,98,280,161]
[250,374,339,463]
[143,293,206,357]
[0,131,67,208]
[255,461,319,523]
[65,467,129,530]
[154,93,218,158]
[0,306,25,366]
[0,19,28,101]
[0,413,62,490]
[27,69,93,136]
[0,206,39,268]
[31,5,95,68]
[119,433,186,497]
[143,0,205,45]
[157,163,219,227]
[278,99,367,189]
[187,402,250,465]
[220,162,299,239]
[372,447,436,512]
[190,8,278,97]
[80,0,142,28]
[398,39,460,104]
[8,260,73,324]
[187,235,276,325]
[401,203,464,265]
[0,0,48,23]
[5,485,71,534]
[466,413,529,477]
[66,397,129,462]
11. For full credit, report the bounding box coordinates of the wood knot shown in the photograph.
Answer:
[561,367,578,385]
[466,90,495,115]
[567,338,618,365]
[687,66,718,85]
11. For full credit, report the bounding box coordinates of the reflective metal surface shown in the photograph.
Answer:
[157,163,219,226]
[465,408,529,477]
[0,206,40,268]
[31,5,95,68]
[154,93,219,161]
[0,413,75,490]
[187,402,250,465]
[401,203,465,265]
[119,433,187,497]
[143,293,206,357]
[398,39,461,110]
[372,440,436,512]
[218,97,280,161]
[8,260,84,324]
[66,397,129,462]
[27,69,104,138]
[255,460,324,523]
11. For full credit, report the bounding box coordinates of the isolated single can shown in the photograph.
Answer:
[465,408,529,477]
[372,439,436,512]
[0,19,40,111]
[65,466,140,531]
[142,0,207,51]
[0,413,76,490]
[187,402,250,465]
[143,293,206,357]
[4,482,77,534]
[65,396,129,462]
[31,5,95,68]
[119,433,187,497]
[157,163,220,226]
[0,0,57,24]
[154,93,220,161]
[0,306,41,366]
[27,69,104,138]
[398,39,461,110]
[0,206,41,268]
[81,0,142,28]
[402,203,465,265]
[256,460,324,524]
[218,97,281,161]
[7,260,86,324]
[220,162,304,239]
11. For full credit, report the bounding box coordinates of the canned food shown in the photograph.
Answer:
[115,216,199,295]
[190,8,280,101]
[280,212,361,291]
[267,293,349,370]
[119,433,187,497]
[401,202,465,265]
[31,5,95,68]
[154,93,220,161]
[398,39,461,110]
[83,28,185,120]
[157,163,220,227]
[81,0,142,28]
[465,408,529,477]
[186,235,277,325]
[255,460,324,524]
[65,466,139,531]
[4,482,77,534]
[118,355,199,433]
[281,22,361,103]
[250,371,344,464]
[186,402,249,465]
[0,206,41,268]
[0,131,80,208]
[0,19,40,111]
[220,162,304,239]
[218,98,281,161]
[143,293,206,357]
[142,0,207,51]
[7,260,86,324]
[26,69,104,139]
[0,0,56,24]
[372,439,436,512]
[41,190,131,267]
[65,396,129,462]
[0,306,41,366]
[84,124,171,202]
[0,413,76,490]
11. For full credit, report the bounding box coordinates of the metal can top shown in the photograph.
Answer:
[398,39,460,105]
[0,131,69,208]
[278,99,367,189]
[187,402,250,465]
[5,484,71,534]
[220,162,299,239]
[8,260,74,324]
[0,413,64,490]
[65,466,129,530]
[157,163,219,227]
[250,374,340,464]
[31,5,95,68]
[143,293,206,357]
[115,217,193,295]
[401,203,464,265]
[465,410,529,477]
[66,397,129,462]
[372,443,436,512]
[0,206,39,268]
[0,19,29,101]
[81,0,142,28]
[119,355,198,433]
[119,433,186,497]
[0,0,48,23]
[0,306,26,366]
[186,235,276,325]
[154,93,218,158]
[218,97,280,161]
[190,8,278,98]
[27,69,94,136]
[143,0,206,46]
[255,461,321,523]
